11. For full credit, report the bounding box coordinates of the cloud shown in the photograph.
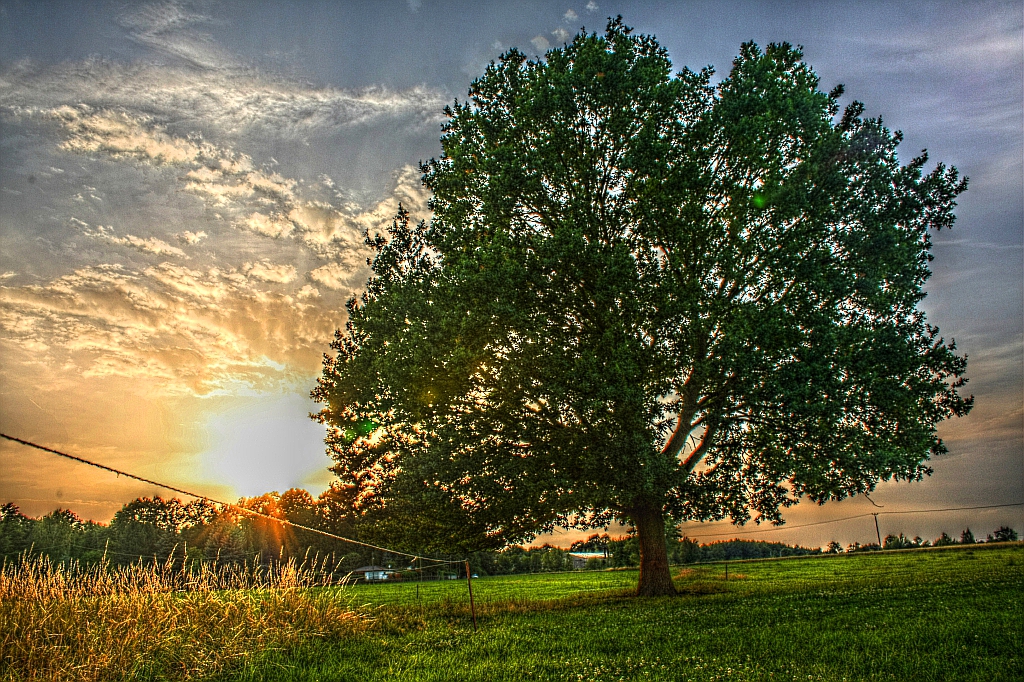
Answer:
[308,263,352,291]
[39,103,433,265]
[177,230,207,244]
[564,9,578,21]
[0,260,343,394]
[239,212,294,239]
[44,109,308,232]
[244,260,297,284]
[118,1,235,70]
[0,0,443,513]
[68,220,187,258]
[108,233,187,258]
[585,1,598,12]
[531,35,551,52]
[43,99,438,261]
[842,10,1021,74]
[552,28,571,43]
[0,59,447,142]
[51,106,207,164]
[0,107,432,398]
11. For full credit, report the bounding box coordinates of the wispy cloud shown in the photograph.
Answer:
[43,103,431,261]
[118,1,233,71]
[842,9,1022,73]
[0,10,436,402]
[1,61,447,144]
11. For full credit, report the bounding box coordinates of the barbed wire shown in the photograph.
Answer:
[0,433,462,567]
[4,432,1021,553]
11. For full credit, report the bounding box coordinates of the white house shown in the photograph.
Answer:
[352,565,394,581]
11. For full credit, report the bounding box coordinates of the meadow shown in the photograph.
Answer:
[217,543,1022,682]
[2,544,1021,681]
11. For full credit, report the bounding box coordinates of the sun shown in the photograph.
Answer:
[202,392,333,498]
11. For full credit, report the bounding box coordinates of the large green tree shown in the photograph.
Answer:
[313,19,971,596]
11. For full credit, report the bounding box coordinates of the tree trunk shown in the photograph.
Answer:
[633,505,676,597]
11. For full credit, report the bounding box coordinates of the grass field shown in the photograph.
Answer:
[213,543,1023,682]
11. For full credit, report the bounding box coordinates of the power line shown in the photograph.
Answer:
[5,432,1020,551]
[878,502,1024,516]
[684,502,1024,539]
[0,433,460,567]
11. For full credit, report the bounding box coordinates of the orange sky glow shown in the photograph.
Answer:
[1,1,1020,550]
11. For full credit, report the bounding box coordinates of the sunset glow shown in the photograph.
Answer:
[1,0,1020,547]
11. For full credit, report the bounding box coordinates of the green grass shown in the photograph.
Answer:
[343,569,639,607]
[212,543,1023,682]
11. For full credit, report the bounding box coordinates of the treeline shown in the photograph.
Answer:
[0,487,370,570]
[0,496,816,576]
[569,533,820,566]
[2,494,1019,577]
[828,526,1019,554]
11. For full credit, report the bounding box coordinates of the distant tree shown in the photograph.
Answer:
[467,549,498,576]
[991,526,1018,542]
[849,542,882,553]
[609,536,641,568]
[109,497,187,563]
[570,533,611,554]
[235,493,297,562]
[933,532,957,547]
[540,545,570,571]
[76,521,111,564]
[198,509,247,564]
[314,483,362,538]
[960,528,976,545]
[0,503,33,558]
[825,540,843,554]
[883,533,916,550]
[494,546,527,574]
[27,509,82,562]
[672,536,702,564]
[699,539,816,560]
[279,488,318,528]
[313,18,972,596]
[182,498,218,528]
[353,472,499,557]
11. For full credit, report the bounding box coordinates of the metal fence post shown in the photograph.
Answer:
[465,560,477,632]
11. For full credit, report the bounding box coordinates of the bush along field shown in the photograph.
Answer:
[210,543,1023,682]
[2,543,1020,681]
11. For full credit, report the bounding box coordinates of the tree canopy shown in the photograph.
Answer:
[312,18,972,595]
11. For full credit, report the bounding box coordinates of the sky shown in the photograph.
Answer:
[0,0,1021,550]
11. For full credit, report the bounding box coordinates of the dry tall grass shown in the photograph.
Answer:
[0,552,363,681]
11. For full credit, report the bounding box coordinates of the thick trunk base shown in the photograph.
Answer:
[633,506,677,597]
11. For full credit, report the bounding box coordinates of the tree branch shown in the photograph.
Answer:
[681,420,719,472]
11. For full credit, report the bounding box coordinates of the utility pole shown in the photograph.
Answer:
[872,513,882,547]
